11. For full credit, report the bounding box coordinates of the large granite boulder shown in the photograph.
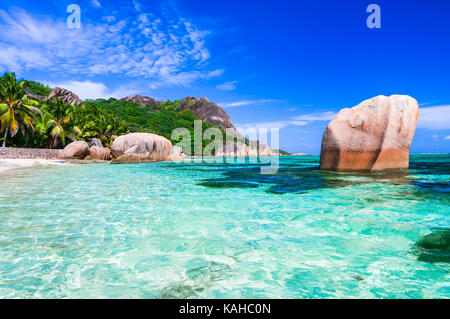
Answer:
[89,146,111,161]
[169,146,185,161]
[88,138,103,149]
[120,95,161,108]
[110,133,172,162]
[46,87,82,106]
[320,95,419,172]
[179,97,242,137]
[58,141,90,159]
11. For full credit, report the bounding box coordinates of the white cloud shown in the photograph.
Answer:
[417,105,450,130]
[220,99,276,108]
[293,111,336,121]
[102,16,116,23]
[445,136,450,140]
[216,81,237,91]
[235,111,337,130]
[236,120,308,130]
[45,80,138,100]
[0,8,219,87]
[133,0,142,12]
[92,0,101,8]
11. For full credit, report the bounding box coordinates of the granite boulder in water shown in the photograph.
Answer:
[320,95,419,172]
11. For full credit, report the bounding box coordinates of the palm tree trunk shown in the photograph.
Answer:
[2,129,7,148]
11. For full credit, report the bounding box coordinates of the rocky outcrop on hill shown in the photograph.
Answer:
[24,87,45,101]
[179,97,242,137]
[110,133,172,162]
[120,95,161,108]
[58,141,90,159]
[46,87,82,106]
[320,95,419,172]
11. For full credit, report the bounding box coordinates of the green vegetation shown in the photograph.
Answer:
[0,73,42,147]
[0,73,128,148]
[0,73,240,154]
[273,149,291,155]
[85,98,239,155]
[21,80,52,97]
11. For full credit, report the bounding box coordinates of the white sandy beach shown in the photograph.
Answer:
[0,159,70,173]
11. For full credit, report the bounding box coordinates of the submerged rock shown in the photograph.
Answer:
[58,141,89,159]
[110,133,172,162]
[414,229,450,264]
[46,87,82,106]
[417,229,450,250]
[89,146,111,161]
[320,95,419,172]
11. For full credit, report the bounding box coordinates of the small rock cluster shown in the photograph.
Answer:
[58,133,178,163]
[214,141,273,157]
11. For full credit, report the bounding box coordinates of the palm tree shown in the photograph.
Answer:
[0,73,41,147]
[44,98,73,148]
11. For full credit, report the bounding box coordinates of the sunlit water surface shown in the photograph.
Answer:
[0,155,448,298]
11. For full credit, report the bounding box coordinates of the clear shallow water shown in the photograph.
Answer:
[0,155,448,298]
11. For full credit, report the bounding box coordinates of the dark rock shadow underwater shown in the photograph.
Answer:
[412,229,450,264]
[172,156,450,199]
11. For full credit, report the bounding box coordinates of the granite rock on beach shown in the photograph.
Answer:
[89,146,111,161]
[110,132,173,162]
[168,145,185,161]
[320,95,419,172]
[88,138,103,149]
[58,141,90,160]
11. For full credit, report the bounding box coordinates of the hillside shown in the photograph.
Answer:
[84,98,242,155]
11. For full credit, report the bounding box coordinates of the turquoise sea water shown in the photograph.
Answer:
[0,155,448,298]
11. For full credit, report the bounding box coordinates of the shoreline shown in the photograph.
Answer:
[0,158,71,173]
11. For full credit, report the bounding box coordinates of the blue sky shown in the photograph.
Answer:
[0,0,449,153]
